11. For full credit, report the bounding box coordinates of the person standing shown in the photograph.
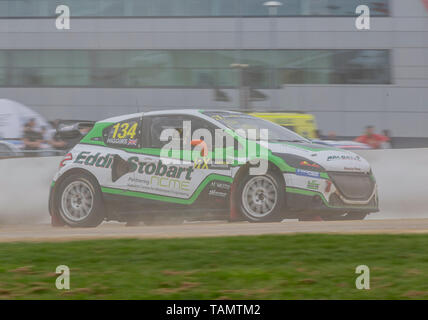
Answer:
[381,129,393,149]
[354,125,390,149]
[22,118,43,157]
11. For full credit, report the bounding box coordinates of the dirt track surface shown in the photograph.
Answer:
[1,218,428,242]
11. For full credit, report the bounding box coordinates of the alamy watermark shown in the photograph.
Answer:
[356,5,370,30]
[55,5,70,30]
[158,121,269,176]
[355,265,370,290]
[55,265,70,290]
[55,4,371,31]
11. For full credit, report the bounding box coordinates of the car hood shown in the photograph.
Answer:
[266,141,371,173]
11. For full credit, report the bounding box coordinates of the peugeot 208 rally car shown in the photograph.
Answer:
[49,110,378,227]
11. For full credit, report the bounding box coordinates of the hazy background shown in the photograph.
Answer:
[0,0,426,139]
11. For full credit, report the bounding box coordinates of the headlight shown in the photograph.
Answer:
[273,153,325,172]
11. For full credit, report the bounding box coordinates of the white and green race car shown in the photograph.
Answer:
[49,110,379,227]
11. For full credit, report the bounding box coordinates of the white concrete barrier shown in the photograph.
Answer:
[1,149,428,224]
[0,156,61,224]
[356,149,428,219]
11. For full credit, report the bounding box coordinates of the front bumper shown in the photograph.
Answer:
[286,187,379,214]
[284,171,379,214]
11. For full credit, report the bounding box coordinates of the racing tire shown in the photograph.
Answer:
[55,173,105,228]
[237,171,285,223]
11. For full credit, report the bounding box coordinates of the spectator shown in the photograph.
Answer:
[355,126,389,149]
[66,125,91,150]
[382,129,393,149]
[22,118,43,156]
[314,129,324,139]
[327,132,337,141]
[48,120,67,150]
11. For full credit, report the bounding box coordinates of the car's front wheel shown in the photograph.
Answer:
[238,172,285,222]
[56,173,105,227]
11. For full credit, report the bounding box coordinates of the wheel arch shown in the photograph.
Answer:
[232,160,285,187]
[54,168,101,191]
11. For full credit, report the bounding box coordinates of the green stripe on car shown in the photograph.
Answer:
[101,174,233,205]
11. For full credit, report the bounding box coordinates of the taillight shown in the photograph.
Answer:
[59,153,72,168]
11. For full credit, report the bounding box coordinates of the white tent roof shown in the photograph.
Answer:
[0,99,51,139]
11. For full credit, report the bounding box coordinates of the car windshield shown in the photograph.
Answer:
[204,112,309,143]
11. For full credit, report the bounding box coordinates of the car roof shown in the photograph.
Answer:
[98,109,242,123]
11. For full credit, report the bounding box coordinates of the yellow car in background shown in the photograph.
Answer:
[249,112,318,139]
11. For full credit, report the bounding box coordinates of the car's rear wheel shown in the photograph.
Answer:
[238,172,285,222]
[56,173,105,227]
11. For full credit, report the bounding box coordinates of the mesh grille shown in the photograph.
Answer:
[329,172,375,200]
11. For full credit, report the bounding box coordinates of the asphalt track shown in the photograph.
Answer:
[1,218,428,242]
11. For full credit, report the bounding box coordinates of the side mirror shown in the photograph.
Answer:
[191,139,208,157]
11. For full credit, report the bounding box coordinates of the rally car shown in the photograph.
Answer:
[49,110,379,227]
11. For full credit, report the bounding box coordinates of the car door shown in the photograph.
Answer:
[98,116,143,192]
[128,114,232,208]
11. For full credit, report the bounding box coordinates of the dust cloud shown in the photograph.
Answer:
[1,149,428,226]
[356,149,428,219]
[0,157,60,225]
